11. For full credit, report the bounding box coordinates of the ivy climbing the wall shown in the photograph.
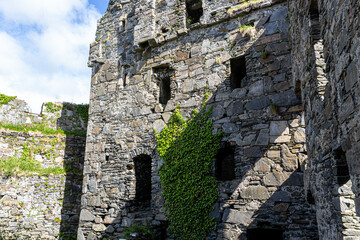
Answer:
[156,104,223,240]
[0,93,16,105]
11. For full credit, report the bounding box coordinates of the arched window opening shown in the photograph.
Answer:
[133,154,152,209]
[215,145,235,181]
[186,0,203,25]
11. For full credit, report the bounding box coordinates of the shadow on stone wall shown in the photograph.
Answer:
[81,3,322,239]
[57,107,86,239]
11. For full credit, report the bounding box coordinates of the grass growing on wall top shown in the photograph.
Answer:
[0,143,66,176]
[156,104,223,240]
[0,93,16,105]
[0,122,86,137]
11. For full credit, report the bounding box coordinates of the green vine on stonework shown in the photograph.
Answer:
[76,104,89,123]
[44,102,62,113]
[156,103,223,240]
[0,93,16,105]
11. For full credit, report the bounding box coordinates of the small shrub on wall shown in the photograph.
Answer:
[156,105,223,240]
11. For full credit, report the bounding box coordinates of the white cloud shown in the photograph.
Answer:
[0,0,101,113]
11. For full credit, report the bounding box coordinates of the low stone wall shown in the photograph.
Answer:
[0,98,87,239]
[0,174,82,240]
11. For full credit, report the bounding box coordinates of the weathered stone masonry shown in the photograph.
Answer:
[79,0,321,239]
[0,100,86,239]
[289,0,360,239]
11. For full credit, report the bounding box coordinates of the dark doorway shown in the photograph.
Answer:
[247,228,283,240]
[230,56,247,89]
[215,145,235,181]
[133,154,152,209]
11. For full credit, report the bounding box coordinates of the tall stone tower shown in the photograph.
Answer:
[78,0,322,239]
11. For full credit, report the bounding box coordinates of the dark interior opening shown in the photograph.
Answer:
[230,56,247,89]
[334,148,350,186]
[123,72,128,88]
[310,0,320,41]
[247,228,283,240]
[307,190,315,205]
[186,0,203,24]
[160,77,171,105]
[139,41,150,50]
[215,145,235,181]
[133,154,152,209]
[295,80,302,99]
[154,66,173,105]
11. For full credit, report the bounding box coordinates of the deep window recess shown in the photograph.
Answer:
[186,0,203,24]
[310,0,328,100]
[153,66,173,105]
[247,228,283,240]
[334,148,350,186]
[215,145,235,181]
[230,56,247,89]
[133,154,152,208]
[307,190,315,205]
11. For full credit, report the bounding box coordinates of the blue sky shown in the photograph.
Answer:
[0,0,109,113]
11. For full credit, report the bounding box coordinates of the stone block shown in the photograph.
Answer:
[345,61,358,92]
[270,90,301,107]
[92,224,106,232]
[264,172,291,186]
[267,150,280,158]
[270,121,289,136]
[222,123,239,133]
[87,196,101,207]
[270,135,291,143]
[281,144,298,171]
[244,146,263,158]
[222,209,253,225]
[254,158,272,172]
[227,100,244,116]
[80,209,95,222]
[294,128,306,143]
[240,186,270,200]
[245,97,270,110]
[255,129,269,146]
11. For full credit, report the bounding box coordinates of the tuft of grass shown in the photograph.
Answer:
[124,225,154,238]
[0,122,86,137]
[0,93,16,105]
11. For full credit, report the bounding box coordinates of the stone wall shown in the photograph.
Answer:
[80,0,318,239]
[289,0,360,239]
[0,99,87,239]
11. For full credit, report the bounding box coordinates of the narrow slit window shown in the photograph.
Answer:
[310,0,328,99]
[133,154,152,209]
[334,148,350,186]
[247,228,283,240]
[160,77,171,105]
[186,0,203,24]
[230,56,247,89]
[215,145,235,181]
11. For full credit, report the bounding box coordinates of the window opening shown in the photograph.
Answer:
[247,228,283,240]
[334,148,350,186]
[307,190,315,205]
[186,0,203,24]
[310,0,328,100]
[153,66,173,105]
[215,145,235,181]
[230,56,247,89]
[133,154,152,208]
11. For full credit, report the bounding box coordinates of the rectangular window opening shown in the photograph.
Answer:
[334,148,350,186]
[247,228,283,240]
[230,56,247,89]
[153,66,173,105]
[186,0,203,24]
[215,144,235,181]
